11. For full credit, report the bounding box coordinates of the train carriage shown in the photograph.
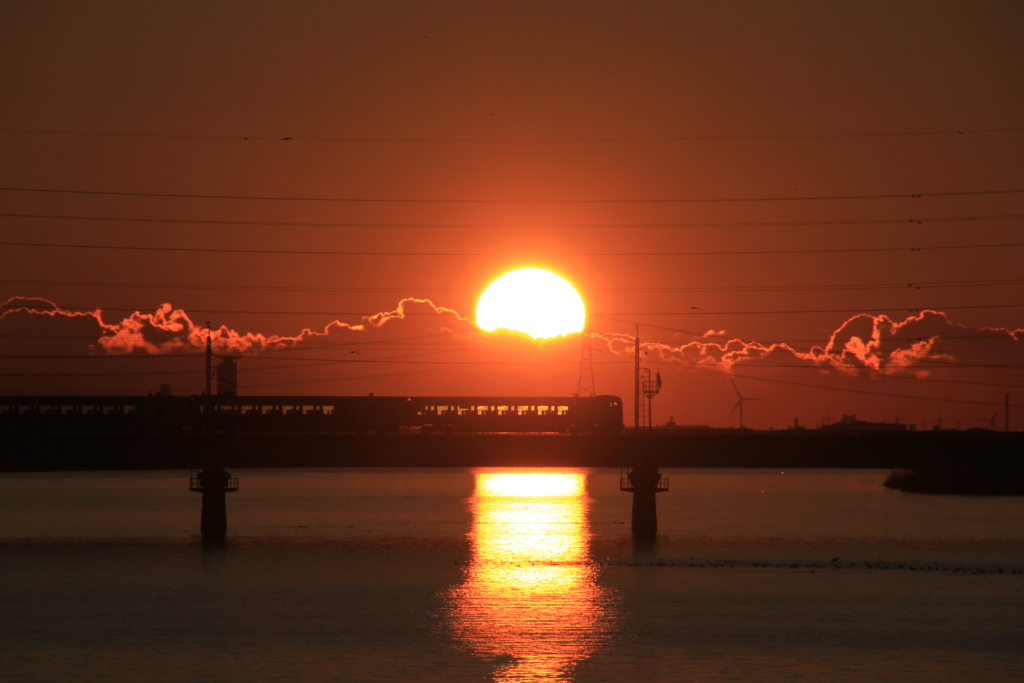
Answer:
[0,394,624,435]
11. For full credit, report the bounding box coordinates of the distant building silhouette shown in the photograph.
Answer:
[217,357,238,397]
[819,414,910,432]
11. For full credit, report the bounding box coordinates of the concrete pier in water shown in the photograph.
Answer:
[620,465,669,539]
[190,468,238,538]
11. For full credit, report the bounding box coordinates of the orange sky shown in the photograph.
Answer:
[1,1,1023,429]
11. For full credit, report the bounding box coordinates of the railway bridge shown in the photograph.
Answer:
[6,429,1021,539]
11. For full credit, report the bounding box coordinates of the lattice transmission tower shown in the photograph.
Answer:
[577,331,596,397]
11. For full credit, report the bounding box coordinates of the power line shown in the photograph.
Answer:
[3,126,1022,142]
[4,239,1024,257]
[6,276,1024,295]
[2,185,1022,204]
[617,279,1024,293]
[615,318,1024,344]
[5,302,1024,317]
[243,367,435,390]
[2,355,1019,371]
[713,368,1017,408]
[594,303,1024,316]
[3,211,1021,229]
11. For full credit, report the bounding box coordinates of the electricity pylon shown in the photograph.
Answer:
[577,330,595,397]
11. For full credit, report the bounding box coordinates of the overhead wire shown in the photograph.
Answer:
[2,185,1023,204]
[6,276,1024,294]
[699,366,1019,409]
[2,211,1021,229]
[3,125,1023,142]
[4,239,1024,257]
[1,353,1018,370]
[12,302,1016,317]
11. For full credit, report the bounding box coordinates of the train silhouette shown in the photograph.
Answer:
[1,394,625,435]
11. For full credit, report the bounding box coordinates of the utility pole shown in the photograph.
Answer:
[205,321,212,397]
[634,324,640,434]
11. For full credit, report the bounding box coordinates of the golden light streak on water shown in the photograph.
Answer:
[446,471,617,681]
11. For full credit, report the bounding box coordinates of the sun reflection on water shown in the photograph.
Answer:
[446,471,617,681]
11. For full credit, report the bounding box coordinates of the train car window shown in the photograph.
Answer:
[557,405,569,416]
[324,406,334,415]
[537,406,549,415]
[125,405,136,414]
[497,406,508,415]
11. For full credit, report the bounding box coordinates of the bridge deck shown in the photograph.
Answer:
[3,431,1022,472]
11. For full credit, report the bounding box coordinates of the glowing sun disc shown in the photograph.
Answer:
[476,268,586,338]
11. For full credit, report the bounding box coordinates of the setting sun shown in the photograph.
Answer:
[476,269,586,339]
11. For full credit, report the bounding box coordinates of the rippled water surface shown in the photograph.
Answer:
[1,468,1022,682]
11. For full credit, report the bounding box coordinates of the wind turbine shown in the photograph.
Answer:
[729,380,762,429]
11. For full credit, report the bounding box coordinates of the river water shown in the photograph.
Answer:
[1,468,1022,682]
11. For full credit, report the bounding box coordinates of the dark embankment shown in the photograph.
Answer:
[3,429,1022,472]
[885,466,1024,495]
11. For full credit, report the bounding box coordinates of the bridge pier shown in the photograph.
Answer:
[190,468,239,538]
[620,465,669,539]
